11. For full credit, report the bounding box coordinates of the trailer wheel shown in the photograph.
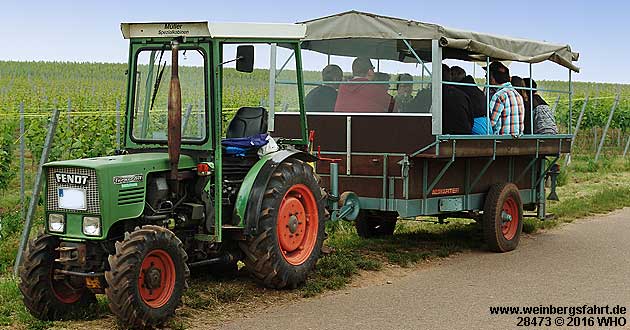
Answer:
[19,233,96,320]
[105,225,189,328]
[483,183,523,252]
[240,159,325,289]
[355,211,397,238]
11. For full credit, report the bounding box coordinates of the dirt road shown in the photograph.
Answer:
[219,209,630,330]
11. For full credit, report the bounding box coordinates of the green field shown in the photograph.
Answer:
[0,61,628,165]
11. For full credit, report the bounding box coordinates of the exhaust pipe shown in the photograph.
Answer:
[167,41,182,192]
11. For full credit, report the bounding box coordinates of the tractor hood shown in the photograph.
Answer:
[43,153,198,240]
[44,152,196,172]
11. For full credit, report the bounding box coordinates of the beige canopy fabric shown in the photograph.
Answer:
[298,11,580,72]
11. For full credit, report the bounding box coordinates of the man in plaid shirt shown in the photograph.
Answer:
[487,62,525,135]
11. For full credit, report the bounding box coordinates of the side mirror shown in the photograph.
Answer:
[236,45,254,73]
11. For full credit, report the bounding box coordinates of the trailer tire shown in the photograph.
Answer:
[105,225,189,328]
[240,159,325,289]
[355,211,397,238]
[483,183,523,252]
[19,233,96,321]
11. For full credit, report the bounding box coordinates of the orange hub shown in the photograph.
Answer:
[138,249,176,308]
[276,184,319,265]
[501,196,519,240]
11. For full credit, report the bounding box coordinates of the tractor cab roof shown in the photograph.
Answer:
[121,21,306,40]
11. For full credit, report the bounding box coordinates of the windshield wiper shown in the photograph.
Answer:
[149,49,167,111]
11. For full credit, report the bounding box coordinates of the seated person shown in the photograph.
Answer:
[394,73,414,113]
[374,72,395,112]
[511,76,532,134]
[450,66,489,134]
[523,78,558,134]
[305,64,343,112]
[409,86,431,113]
[442,65,473,134]
[487,62,525,135]
[334,57,392,112]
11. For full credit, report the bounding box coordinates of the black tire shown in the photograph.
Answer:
[482,183,523,252]
[19,233,96,321]
[355,210,398,238]
[240,158,325,289]
[105,225,189,328]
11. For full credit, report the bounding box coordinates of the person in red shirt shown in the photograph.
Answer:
[334,57,392,112]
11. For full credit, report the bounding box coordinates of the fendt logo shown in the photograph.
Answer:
[55,173,89,185]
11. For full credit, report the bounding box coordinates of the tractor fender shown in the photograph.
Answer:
[233,148,317,235]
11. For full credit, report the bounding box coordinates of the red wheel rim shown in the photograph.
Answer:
[51,275,82,304]
[501,196,519,240]
[276,184,319,266]
[138,249,176,308]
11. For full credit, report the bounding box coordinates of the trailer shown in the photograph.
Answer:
[273,11,579,251]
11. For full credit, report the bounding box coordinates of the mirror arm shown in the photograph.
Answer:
[218,56,244,67]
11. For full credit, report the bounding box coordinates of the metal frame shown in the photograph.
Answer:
[431,40,443,135]
[268,43,277,131]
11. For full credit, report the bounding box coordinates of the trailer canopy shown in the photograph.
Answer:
[299,11,579,72]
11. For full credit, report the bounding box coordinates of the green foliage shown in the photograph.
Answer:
[0,121,16,192]
[0,277,52,330]
[547,81,630,131]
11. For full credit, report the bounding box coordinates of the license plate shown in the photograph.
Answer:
[58,187,87,210]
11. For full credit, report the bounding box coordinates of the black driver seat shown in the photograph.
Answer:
[226,107,268,138]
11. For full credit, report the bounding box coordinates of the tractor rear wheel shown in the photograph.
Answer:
[482,183,523,252]
[355,210,398,238]
[105,225,189,328]
[19,233,96,320]
[240,159,325,289]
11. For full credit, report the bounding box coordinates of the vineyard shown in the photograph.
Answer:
[0,60,628,192]
[0,62,629,329]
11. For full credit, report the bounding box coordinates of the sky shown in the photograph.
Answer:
[1,0,628,83]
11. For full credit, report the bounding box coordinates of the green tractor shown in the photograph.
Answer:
[18,22,336,327]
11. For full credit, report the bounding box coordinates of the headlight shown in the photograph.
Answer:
[48,213,65,233]
[83,216,101,236]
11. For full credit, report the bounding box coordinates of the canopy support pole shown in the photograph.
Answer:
[529,63,533,134]
[485,57,491,134]
[568,69,573,134]
[402,39,431,78]
[431,40,442,135]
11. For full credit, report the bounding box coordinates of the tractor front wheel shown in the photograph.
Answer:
[105,225,189,328]
[19,233,96,320]
[240,159,325,289]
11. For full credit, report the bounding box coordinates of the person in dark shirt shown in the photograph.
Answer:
[442,65,473,134]
[511,76,531,134]
[394,73,414,112]
[450,66,489,134]
[305,64,343,112]
[409,86,432,113]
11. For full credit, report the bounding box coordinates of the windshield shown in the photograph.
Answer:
[132,47,207,143]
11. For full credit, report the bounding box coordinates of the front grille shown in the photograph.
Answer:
[47,167,100,214]
[118,186,145,206]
